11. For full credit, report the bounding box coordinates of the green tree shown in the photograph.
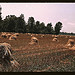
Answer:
[39,22,46,34]
[0,21,3,32]
[46,23,53,34]
[20,14,24,19]
[54,22,63,35]
[26,24,30,33]
[15,14,26,33]
[34,21,40,34]
[0,16,3,32]
[2,14,26,33]
[27,17,35,33]
[0,14,2,22]
[2,15,17,32]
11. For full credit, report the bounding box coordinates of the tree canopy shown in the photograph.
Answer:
[54,22,63,35]
[0,14,63,35]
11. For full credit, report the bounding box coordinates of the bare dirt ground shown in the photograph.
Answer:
[0,33,75,72]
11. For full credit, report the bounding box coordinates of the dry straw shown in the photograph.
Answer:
[65,39,75,48]
[29,36,39,45]
[0,42,20,72]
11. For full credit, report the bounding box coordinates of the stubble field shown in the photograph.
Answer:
[0,33,75,72]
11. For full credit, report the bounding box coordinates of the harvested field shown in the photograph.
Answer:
[0,33,75,72]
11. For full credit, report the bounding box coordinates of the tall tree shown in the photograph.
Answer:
[0,6,3,32]
[2,15,17,32]
[15,14,26,33]
[20,14,24,20]
[27,17,35,33]
[46,23,53,34]
[54,22,63,35]
[34,21,40,34]
[39,22,46,34]
[0,6,2,22]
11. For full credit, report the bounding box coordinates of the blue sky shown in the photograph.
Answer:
[0,3,75,33]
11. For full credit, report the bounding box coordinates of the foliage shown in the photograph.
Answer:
[27,17,35,33]
[15,14,26,33]
[54,22,63,35]
[46,23,54,34]
[0,14,63,34]
[60,32,75,36]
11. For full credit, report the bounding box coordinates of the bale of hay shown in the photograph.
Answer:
[27,33,31,36]
[65,39,75,48]
[0,43,12,59]
[13,33,19,36]
[41,35,44,37]
[0,42,11,49]
[9,35,17,40]
[1,32,7,38]
[6,33,11,38]
[35,34,38,36]
[52,37,58,41]
[0,42,20,72]
[31,34,33,36]
[52,35,55,37]
[69,45,75,50]
[29,37,38,45]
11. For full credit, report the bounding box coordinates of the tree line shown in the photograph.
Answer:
[0,14,63,35]
[60,32,75,36]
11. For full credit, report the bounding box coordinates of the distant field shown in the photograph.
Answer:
[0,32,75,72]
